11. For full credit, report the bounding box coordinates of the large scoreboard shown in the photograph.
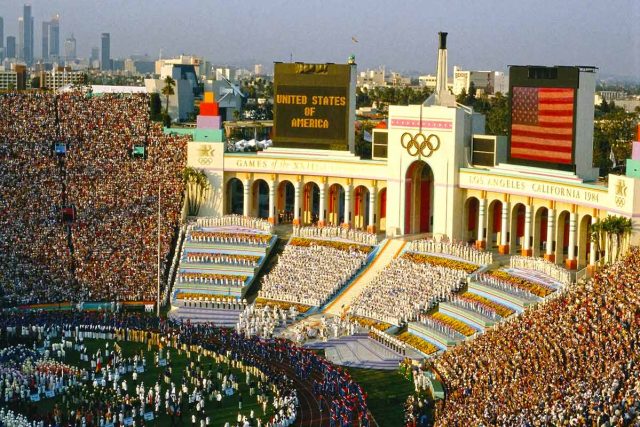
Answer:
[508,66,580,171]
[273,62,354,150]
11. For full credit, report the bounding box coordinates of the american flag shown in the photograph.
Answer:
[510,86,575,164]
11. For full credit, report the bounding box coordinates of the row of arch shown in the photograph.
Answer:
[225,177,388,231]
[462,197,595,269]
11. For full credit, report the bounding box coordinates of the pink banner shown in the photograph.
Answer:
[390,118,453,130]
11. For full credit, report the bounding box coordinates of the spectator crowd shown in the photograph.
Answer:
[258,240,369,307]
[434,247,640,426]
[0,91,188,305]
[349,252,468,326]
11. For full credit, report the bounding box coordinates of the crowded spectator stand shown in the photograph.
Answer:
[0,91,189,307]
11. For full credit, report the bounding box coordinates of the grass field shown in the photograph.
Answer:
[344,367,414,426]
[18,338,274,426]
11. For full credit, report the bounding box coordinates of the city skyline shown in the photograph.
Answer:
[0,0,638,77]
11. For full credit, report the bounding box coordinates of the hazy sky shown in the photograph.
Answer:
[1,0,638,76]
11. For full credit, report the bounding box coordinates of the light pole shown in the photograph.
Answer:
[157,180,161,316]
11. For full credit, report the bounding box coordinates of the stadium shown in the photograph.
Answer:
[0,32,639,426]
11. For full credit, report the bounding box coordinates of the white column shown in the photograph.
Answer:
[546,208,555,260]
[242,180,251,217]
[523,204,532,255]
[368,188,376,233]
[500,201,510,253]
[476,198,487,249]
[293,181,301,226]
[589,216,597,266]
[268,181,275,224]
[343,185,352,227]
[318,183,327,226]
[567,212,577,267]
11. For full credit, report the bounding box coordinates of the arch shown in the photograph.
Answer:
[555,210,571,265]
[353,185,370,230]
[302,182,320,225]
[463,197,479,244]
[251,179,269,219]
[533,206,549,258]
[327,183,345,226]
[578,214,592,268]
[486,200,503,251]
[276,180,295,224]
[510,203,526,255]
[404,160,434,234]
[225,178,244,215]
[378,187,387,232]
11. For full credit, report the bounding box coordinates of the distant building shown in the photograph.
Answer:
[145,63,197,121]
[101,33,110,71]
[0,17,4,50]
[40,66,85,90]
[6,36,16,59]
[357,67,386,88]
[156,55,206,79]
[41,21,49,60]
[0,64,26,89]
[214,66,236,81]
[64,34,76,60]
[17,17,23,60]
[22,4,34,64]
[124,58,136,74]
[49,15,60,58]
[452,66,508,96]
[254,63,263,75]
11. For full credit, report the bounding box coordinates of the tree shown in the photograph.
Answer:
[182,167,211,216]
[485,92,509,136]
[598,215,633,263]
[593,108,635,175]
[161,76,176,119]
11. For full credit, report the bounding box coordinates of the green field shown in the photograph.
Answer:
[344,367,415,427]
[14,338,274,426]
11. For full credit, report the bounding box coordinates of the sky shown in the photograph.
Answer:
[1,0,638,77]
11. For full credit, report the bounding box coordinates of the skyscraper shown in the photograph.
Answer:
[0,17,4,61]
[64,34,76,61]
[101,33,110,71]
[23,4,34,64]
[6,36,16,59]
[17,17,23,60]
[49,14,60,58]
[90,46,99,62]
[41,21,49,60]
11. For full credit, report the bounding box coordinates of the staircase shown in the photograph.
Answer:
[304,334,405,370]
[323,239,407,316]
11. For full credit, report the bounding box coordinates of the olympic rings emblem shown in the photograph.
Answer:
[198,157,213,165]
[400,132,440,157]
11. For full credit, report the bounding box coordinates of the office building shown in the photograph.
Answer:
[6,36,16,59]
[101,33,110,71]
[22,4,33,64]
[49,15,60,58]
[64,34,76,60]
[0,17,4,48]
[18,17,23,60]
[41,21,49,60]
[40,67,85,90]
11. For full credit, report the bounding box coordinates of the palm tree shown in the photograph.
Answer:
[182,167,210,216]
[599,215,633,262]
[161,76,176,119]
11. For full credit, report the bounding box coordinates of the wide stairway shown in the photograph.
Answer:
[305,333,406,370]
[323,239,406,316]
[172,224,276,299]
